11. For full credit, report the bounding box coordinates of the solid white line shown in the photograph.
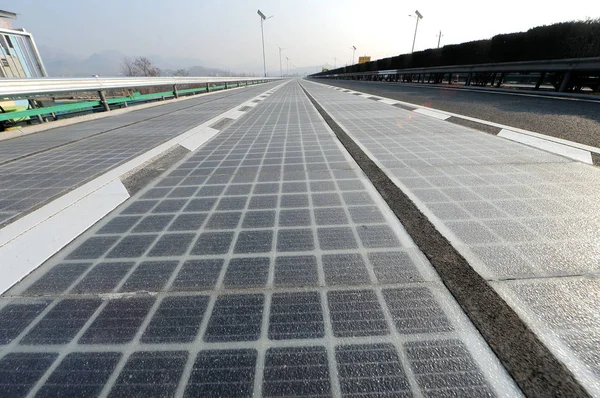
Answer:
[498,129,593,164]
[413,107,451,120]
[0,180,130,294]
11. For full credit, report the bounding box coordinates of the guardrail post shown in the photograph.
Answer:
[225,82,229,89]
[97,90,110,112]
[465,73,472,86]
[558,71,572,92]
[206,83,211,93]
[496,73,505,88]
[172,84,179,98]
[27,99,45,123]
[535,72,546,90]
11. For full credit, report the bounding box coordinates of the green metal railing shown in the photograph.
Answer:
[0,81,253,124]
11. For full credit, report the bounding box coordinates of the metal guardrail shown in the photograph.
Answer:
[0,76,281,97]
[313,57,600,93]
[0,77,282,127]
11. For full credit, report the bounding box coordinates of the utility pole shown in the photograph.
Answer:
[437,30,443,48]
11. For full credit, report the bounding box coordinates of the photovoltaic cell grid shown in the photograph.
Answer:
[301,79,600,396]
[0,82,519,397]
[0,82,281,226]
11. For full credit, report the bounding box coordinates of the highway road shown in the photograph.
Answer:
[308,79,600,148]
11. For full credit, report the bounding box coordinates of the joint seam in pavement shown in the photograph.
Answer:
[300,84,591,398]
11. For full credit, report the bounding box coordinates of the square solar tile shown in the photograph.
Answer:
[348,206,385,224]
[169,213,207,231]
[204,294,264,342]
[322,253,371,285]
[277,229,315,252]
[142,296,209,343]
[357,225,401,248]
[249,195,278,209]
[191,232,234,255]
[317,227,357,250]
[268,292,324,340]
[274,255,319,287]
[66,237,118,259]
[314,207,349,225]
[152,199,188,213]
[0,352,58,397]
[217,196,248,210]
[383,288,453,334]
[327,290,389,337]
[71,262,134,294]
[280,194,309,208]
[242,210,276,228]
[119,261,178,292]
[20,298,102,345]
[184,198,217,212]
[405,339,494,396]
[312,193,343,207]
[0,302,50,345]
[24,263,91,295]
[37,352,121,397]
[278,209,312,227]
[368,252,422,283]
[223,257,270,288]
[97,216,141,234]
[108,351,188,398]
[263,346,331,397]
[148,233,195,256]
[205,212,242,230]
[79,297,155,344]
[171,259,224,291]
[184,349,257,397]
[336,344,410,397]
[132,215,175,232]
[234,230,273,253]
[107,235,157,258]
[253,183,279,194]
[121,200,158,214]
[197,185,226,196]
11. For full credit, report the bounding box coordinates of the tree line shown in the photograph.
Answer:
[314,19,600,76]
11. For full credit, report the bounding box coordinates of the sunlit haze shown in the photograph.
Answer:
[13,0,600,74]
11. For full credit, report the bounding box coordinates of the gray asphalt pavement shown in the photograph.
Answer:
[308,79,600,148]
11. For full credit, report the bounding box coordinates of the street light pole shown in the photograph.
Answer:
[351,46,356,65]
[437,30,443,48]
[286,57,289,76]
[278,47,285,77]
[257,9,273,78]
[410,10,423,53]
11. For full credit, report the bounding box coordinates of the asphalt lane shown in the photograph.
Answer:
[308,79,600,148]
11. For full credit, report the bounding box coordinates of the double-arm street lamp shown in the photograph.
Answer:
[409,10,423,53]
[257,9,274,77]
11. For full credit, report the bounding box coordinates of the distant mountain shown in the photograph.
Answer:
[37,46,248,77]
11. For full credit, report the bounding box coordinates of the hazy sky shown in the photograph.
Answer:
[12,0,600,74]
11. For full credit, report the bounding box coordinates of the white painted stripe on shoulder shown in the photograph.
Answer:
[378,98,398,105]
[180,127,220,152]
[498,129,593,164]
[413,107,452,120]
[0,179,129,294]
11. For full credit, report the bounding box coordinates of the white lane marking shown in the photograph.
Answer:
[413,107,451,120]
[0,180,130,294]
[498,129,593,164]
[315,80,600,161]
[180,127,219,151]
